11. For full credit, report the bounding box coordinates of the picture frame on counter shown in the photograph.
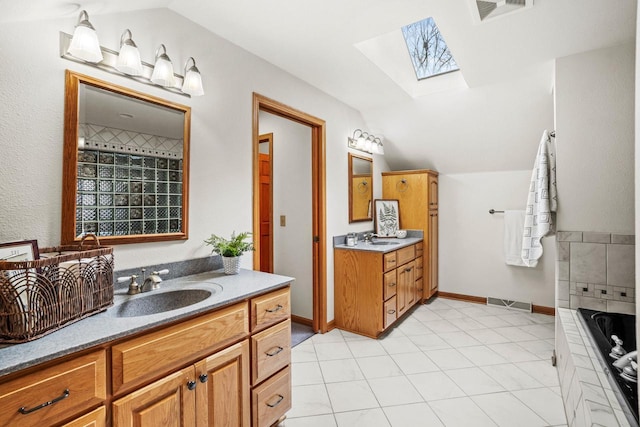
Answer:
[374,199,400,237]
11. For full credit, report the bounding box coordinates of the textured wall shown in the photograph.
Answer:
[0,8,372,323]
[555,43,635,234]
[439,170,556,307]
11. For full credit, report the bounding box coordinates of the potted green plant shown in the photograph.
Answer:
[204,231,254,274]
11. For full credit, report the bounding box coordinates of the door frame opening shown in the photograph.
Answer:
[251,93,327,333]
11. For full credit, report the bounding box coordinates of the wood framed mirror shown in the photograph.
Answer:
[62,70,191,245]
[348,153,373,223]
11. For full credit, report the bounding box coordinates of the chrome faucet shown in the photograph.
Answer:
[118,269,169,295]
[363,232,378,243]
[610,335,627,359]
[140,269,169,292]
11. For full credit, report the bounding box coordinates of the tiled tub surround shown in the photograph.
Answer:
[556,231,635,313]
[556,308,635,426]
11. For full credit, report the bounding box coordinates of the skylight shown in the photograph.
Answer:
[401,17,459,80]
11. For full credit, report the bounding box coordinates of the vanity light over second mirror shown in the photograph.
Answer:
[348,153,373,223]
[62,70,191,245]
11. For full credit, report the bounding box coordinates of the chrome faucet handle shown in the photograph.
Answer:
[612,335,623,346]
[610,335,627,359]
[118,274,140,295]
[154,269,169,276]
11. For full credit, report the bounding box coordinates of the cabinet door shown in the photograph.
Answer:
[112,366,196,427]
[61,406,106,427]
[397,261,415,317]
[428,174,438,210]
[429,211,439,294]
[195,340,250,427]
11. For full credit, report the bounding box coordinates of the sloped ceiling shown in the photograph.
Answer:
[1,0,636,172]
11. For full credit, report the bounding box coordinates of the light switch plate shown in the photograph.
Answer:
[280,215,286,226]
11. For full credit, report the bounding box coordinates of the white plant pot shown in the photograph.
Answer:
[222,256,240,275]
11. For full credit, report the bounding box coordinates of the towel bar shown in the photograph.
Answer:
[489,209,504,214]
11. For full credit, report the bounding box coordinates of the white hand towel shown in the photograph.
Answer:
[522,130,557,267]
[504,210,526,266]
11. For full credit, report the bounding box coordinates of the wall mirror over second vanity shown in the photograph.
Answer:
[62,70,191,245]
[348,153,373,223]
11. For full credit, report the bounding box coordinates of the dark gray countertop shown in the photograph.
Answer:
[0,269,293,378]
[334,236,423,253]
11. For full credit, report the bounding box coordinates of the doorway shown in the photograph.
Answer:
[252,93,327,334]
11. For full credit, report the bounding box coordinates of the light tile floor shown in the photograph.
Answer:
[283,298,567,427]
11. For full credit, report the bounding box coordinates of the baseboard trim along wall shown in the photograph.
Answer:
[436,291,555,316]
[291,314,313,326]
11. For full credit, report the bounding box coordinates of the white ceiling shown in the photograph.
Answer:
[2,0,637,172]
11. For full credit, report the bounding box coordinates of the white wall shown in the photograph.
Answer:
[258,111,313,320]
[439,171,557,307]
[555,42,636,234]
[0,8,372,323]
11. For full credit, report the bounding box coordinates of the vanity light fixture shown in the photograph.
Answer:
[150,44,176,88]
[182,57,204,96]
[67,10,103,63]
[348,129,385,155]
[115,29,143,76]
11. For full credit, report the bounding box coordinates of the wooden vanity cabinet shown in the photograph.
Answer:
[382,170,439,301]
[334,243,422,338]
[249,288,292,427]
[0,285,291,427]
[0,350,107,427]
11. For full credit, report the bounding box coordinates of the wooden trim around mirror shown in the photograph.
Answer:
[62,70,191,245]
[348,153,373,223]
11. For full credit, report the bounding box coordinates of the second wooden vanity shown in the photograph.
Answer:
[334,238,423,338]
[0,270,292,427]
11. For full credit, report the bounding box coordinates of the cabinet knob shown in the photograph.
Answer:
[187,380,197,390]
[199,374,209,383]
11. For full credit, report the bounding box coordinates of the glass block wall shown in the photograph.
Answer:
[76,150,183,237]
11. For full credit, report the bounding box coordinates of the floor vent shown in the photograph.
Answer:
[486,297,532,312]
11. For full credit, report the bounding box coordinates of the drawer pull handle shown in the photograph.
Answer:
[265,346,284,357]
[389,282,396,287]
[405,267,413,272]
[19,389,70,415]
[388,260,396,263]
[187,380,197,391]
[199,374,209,383]
[266,304,283,313]
[266,394,285,408]
[388,309,396,314]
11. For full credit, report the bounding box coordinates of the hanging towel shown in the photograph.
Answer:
[504,210,526,266]
[522,130,557,267]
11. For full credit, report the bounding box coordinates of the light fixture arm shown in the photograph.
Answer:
[76,10,95,30]
[120,29,137,48]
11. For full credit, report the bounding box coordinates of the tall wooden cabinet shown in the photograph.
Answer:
[382,170,439,301]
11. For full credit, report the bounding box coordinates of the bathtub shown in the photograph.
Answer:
[577,308,637,424]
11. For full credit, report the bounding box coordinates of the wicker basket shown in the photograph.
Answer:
[0,235,114,343]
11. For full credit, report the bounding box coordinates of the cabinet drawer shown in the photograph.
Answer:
[0,350,106,427]
[251,287,290,332]
[252,320,291,386]
[61,405,106,427]
[384,296,397,329]
[383,270,397,300]
[112,302,249,395]
[397,245,416,266]
[383,252,397,272]
[415,242,424,258]
[251,366,291,427]
[415,255,424,279]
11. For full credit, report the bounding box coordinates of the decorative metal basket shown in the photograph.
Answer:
[0,235,114,343]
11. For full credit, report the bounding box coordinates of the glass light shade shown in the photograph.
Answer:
[116,30,143,76]
[67,11,102,63]
[150,45,175,87]
[182,58,204,96]
[376,142,385,155]
[364,138,373,153]
[356,136,366,150]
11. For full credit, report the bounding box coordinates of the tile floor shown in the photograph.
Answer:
[282,298,567,427]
